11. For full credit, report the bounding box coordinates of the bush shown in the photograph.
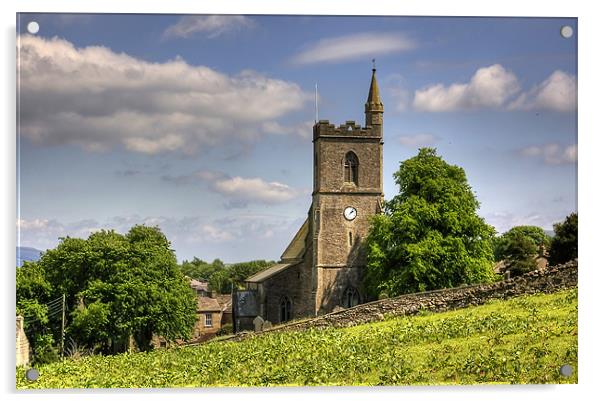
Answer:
[217,323,233,336]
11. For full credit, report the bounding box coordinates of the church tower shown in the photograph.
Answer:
[310,68,384,314]
[243,68,385,327]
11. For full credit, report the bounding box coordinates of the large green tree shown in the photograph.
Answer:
[548,213,578,266]
[493,226,551,262]
[364,148,496,298]
[16,225,197,355]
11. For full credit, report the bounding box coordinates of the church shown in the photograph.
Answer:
[240,68,384,327]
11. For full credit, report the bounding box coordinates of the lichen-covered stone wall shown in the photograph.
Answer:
[224,260,577,342]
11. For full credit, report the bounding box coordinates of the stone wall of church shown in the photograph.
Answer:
[262,240,315,324]
[315,266,363,314]
[314,136,382,193]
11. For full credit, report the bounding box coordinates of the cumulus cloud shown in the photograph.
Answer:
[18,35,311,155]
[162,15,254,39]
[162,170,303,207]
[291,32,416,65]
[413,64,521,111]
[398,133,439,148]
[509,70,576,112]
[520,143,577,165]
[413,65,576,113]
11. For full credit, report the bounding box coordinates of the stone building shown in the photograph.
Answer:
[16,315,30,366]
[244,69,384,325]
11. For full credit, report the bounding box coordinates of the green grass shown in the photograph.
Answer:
[16,289,578,388]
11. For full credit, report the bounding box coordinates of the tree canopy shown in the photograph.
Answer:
[364,148,496,298]
[493,226,551,262]
[549,213,578,266]
[16,225,197,358]
[180,258,274,294]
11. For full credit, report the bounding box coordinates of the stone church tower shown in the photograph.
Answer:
[243,69,384,325]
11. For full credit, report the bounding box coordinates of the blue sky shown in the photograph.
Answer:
[16,14,577,263]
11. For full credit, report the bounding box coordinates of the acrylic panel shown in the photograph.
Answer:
[16,13,578,388]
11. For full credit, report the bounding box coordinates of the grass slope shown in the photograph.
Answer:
[17,289,577,388]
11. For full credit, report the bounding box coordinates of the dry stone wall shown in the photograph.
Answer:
[223,260,577,342]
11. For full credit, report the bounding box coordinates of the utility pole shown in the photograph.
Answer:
[60,293,66,359]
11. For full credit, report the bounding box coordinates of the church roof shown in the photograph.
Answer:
[280,218,308,262]
[366,68,383,106]
[245,262,300,283]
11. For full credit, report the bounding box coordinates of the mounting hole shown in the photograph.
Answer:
[560,25,573,39]
[25,368,39,381]
[559,364,573,377]
[27,21,40,35]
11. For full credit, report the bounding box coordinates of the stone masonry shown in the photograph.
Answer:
[244,68,384,326]
[227,260,577,342]
[16,315,30,366]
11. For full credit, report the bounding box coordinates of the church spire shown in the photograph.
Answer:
[365,65,384,133]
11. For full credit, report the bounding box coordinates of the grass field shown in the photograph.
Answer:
[16,288,578,388]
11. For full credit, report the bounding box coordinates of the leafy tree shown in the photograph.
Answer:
[16,225,197,355]
[179,258,274,294]
[549,213,578,266]
[493,226,551,262]
[365,148,496,298]
[503,233,538,276]
[16,261,60,364]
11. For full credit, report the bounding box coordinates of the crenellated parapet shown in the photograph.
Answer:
[313,120,380,141]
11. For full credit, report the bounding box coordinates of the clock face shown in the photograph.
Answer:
[344,206,357,221]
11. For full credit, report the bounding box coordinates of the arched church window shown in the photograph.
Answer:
[279,296,292,323]
[342,287,360,308]
[344,151,359,185]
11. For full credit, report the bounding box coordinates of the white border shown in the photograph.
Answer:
[3,1,600,402]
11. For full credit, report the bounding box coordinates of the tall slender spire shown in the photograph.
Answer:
[366,67,382,106]
[365,65,384,133]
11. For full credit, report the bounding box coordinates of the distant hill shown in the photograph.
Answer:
[545,229,555,237]
[16,247,42,267]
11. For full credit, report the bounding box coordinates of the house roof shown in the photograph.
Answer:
[190,279,209,292]
[197,296,221,312]
[245,262,299,283]
[215,294,232,313]
[280,218,308,262]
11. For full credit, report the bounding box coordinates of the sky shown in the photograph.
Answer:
[16,14,577,263]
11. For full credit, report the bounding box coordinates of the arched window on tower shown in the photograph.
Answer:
[279,296,292,323]
[342,287,360,308]
[344,151,359,185]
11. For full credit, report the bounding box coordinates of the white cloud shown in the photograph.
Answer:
[262,120,314,139]
[398,133,439,148]
[17,218,49,230]
[162,15,254,39]
[18,35,311,155]
[162,170,303,207]
[413,64,521,111]
[291,32,416,65]
[213,177,297,204]
[17,214,301,261]
[509,70,576,112]
[520,143,577,165]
